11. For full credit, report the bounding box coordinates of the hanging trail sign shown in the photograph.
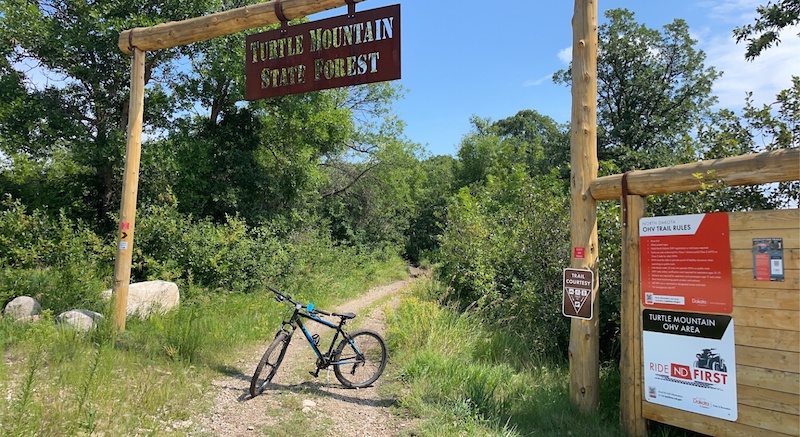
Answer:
[245,4,401,100]
[563,268,594,320]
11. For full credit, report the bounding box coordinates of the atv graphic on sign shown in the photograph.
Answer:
[694,348,727,372]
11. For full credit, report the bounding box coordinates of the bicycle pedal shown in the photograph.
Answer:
[309,370,319,378]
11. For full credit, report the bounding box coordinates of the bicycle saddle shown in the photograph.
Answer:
[333,311,356,320]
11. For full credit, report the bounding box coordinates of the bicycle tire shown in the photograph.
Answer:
[249,331,290,397]
[333,329,387,388]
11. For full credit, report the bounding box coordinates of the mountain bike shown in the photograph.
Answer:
[249,287,388,397]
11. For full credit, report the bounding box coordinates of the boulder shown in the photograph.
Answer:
[57,309,103,332]
[3,296,42,321]
[101,280,180,319]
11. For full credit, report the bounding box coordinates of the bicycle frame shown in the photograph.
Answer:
[281,302,365,376]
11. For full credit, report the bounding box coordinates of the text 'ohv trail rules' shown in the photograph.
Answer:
[640,213,733,314]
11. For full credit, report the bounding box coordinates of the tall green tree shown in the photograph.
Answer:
[0,0,216,227]
[741,78,799,207]
[555,9,720,171]
[320,137,424,252]
[163,77,408,228]
[404,154,457,263]
[317,83,424,251]
[489,109,570,178]
[455,111,569,188]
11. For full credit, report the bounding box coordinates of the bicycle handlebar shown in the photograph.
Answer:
[268,286,296,304]
[268,286,331,317]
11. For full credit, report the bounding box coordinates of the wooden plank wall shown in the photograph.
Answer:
[642,209,800,437]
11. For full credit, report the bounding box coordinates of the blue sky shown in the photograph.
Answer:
[311,1,800,157]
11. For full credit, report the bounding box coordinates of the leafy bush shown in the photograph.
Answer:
[0,195,111,269]
[132,204,290,295]
[0,196,112,313]
[0,196,407,320]
[435,168,625,361]
[435,172,572,359]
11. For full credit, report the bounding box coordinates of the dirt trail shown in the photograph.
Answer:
[191,275,420,436]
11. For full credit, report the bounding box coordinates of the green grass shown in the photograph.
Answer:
[0,254,409,436]
[0,262,705,436]
[384,279,706,437]
[0,312,217,436]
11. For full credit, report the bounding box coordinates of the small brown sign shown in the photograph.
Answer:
[563,268,594,319]
[245,4,401,100]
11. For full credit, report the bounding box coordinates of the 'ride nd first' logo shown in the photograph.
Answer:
[669,362,729,384]
[650,347,730,386]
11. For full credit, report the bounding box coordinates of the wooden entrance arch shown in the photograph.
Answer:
[112,0,604,417]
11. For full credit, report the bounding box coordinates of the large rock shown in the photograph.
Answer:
[101,280,180,319]
[3,296,42,322]
[57,309,103,332]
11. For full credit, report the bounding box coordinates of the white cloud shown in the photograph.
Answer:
[523,74,553,87]
[684,1,798,110]
[558,47,572,65]
[704,24,800,110]
[700,0,762,25]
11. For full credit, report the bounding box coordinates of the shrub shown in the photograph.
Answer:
[0,196,112,313]
[436,170,625,361]
[435,173,572,359]
[132,204,290,295]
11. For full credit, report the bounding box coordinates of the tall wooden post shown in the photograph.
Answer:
[620,194,648,436]
[112,47,146,331]
[568,0,599,412]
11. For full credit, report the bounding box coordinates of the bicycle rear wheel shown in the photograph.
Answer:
[250,331,290,397]
[333,329,387,388]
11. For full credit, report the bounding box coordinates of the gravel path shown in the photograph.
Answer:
[191,275,420,436]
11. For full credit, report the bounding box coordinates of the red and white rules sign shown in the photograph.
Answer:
[640,213,733,314]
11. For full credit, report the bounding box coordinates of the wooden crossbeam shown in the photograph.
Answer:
[118,0,364,54]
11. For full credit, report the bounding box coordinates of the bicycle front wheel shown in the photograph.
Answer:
[250,331,290,397]
[333,329,387,388]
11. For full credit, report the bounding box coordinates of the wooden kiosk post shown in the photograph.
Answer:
[111,0,369,330]
[568,0,600,412]
[619,191,648,436]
